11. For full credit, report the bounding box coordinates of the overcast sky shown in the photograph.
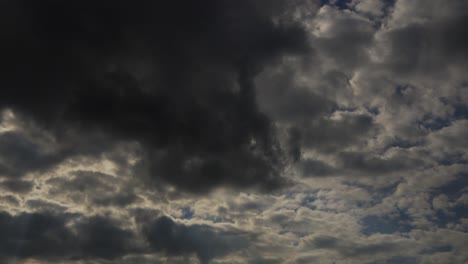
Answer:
[0,0,467,263]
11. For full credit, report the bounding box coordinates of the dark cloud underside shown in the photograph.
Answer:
[0,211,244,263]
[0,0,309,192]
[0,211,133,260]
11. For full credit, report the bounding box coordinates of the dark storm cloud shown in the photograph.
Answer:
[0,211,75,259]
[0,209,250,262]
[0,211,135,261]
[0,131,65,178]
[1,179,34,193]
[74,216,136,259]
[0,0,310,192]
[144,216,248,264]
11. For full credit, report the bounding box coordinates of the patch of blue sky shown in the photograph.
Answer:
[180,206,194,219]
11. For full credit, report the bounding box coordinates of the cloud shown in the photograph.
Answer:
[46,170,141,208]
[0,211,134,261]
[0,131,65,178]
[302,234,418,262]
[302,112,377,153]
[0,0,467,263]
[1,179,34,193]
[0,195,20,207]
[0,210,249,263]
[0,0,311,192]
[74,216,137,259]
[144,216,248,264]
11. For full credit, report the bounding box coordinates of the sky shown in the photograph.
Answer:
[0,0,467,263]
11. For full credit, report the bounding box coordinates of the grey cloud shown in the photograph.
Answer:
[337,151,421,175]
[144,216,249,264]
[0,195,20,207]
[47,170,141,208]
[297,159,337,177]
[429,120,468,149]
[256,66,336,123]
[294,255,322,264]
[1,179,33,193]
[302,112,377,153]
[92,192,141,208]
[248,257,282,264]
[25,199,68,213]
[312,5,376,70]
[380,24,428,76]
[307,235,403,257]
[0,132,64,178]
[47,170,116,194]
[370,0,468,82]
[0,211,134,261]
[0,212,76,259]
[74,216,137,260]
[0,0,467,263]
[255,65,337,161]
[0,0,311,193]
[350,0,389,18]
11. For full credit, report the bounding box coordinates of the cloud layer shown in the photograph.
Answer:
[1,0,467,263]
[0,0,310,192]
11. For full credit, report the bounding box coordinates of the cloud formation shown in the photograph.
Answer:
[0,211,133,260]
[0,0,468,263]
[0,0,310,192]
[144,216,248,263]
